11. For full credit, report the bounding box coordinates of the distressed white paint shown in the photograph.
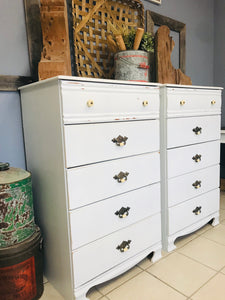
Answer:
[20,76,161,300]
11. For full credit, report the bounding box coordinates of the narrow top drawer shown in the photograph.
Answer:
[60,81,159,124]
[166,88,222,117]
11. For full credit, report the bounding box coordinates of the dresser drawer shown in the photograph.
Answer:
[61,81,159,124]
[64,120,159,167]
[168,188,219,235]
[67,152,160,209]
[73,214,161,287]
[167,88,221,117]
[167,140,220,178]
[70,183,160,249]
[168,165,220,207]
[167,115,220,148]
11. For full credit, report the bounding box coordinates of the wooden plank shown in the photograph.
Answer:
[38,0,72,80]
[179,25,186,73]
[146,10,155,82]
[0,76,32,91]
[149,11,185,32]
[23,0,43,82]
[146,10,154,35]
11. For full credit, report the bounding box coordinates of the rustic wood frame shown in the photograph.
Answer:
[23,0,43,82]
[0,76,32,91]
[146,10,186,73]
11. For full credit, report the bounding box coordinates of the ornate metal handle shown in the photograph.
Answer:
[180,100,186,105]
[115,207,130,218]
[211,100,216,105]
[113,171,129,183]
[192,206,202,215]
[143,100,149,106]
[116,240,131,252]
[193,126,202,135]
[192,154,202,162]
[112,135,128,147]
[192,180,202,189]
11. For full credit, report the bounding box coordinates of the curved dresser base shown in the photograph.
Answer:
[74,242,162,300]
[164,212,219,252]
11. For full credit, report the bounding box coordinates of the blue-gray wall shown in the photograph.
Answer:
[0,0,224,168]
[143,0,215,86]
[214,0,225,127]
[0,0,30,169]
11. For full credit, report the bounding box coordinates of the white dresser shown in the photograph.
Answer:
[20,76,162,300]
[160,84,222,252]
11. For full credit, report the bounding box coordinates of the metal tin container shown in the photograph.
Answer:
[114,50,150,82]
[0,226,43,300]
[0,163,36,248]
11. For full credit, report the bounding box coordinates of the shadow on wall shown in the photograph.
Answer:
[0,91,26,169]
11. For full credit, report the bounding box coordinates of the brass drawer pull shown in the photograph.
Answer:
[211,100,216,105]
[116,240,131,252]
[193,206,202,215]
[192,154,202,162]
[193,126,202,135]
[115,207,130,218]
[112,135,128,147]
[87,100,94,107]
[192,180,202,189]
[180,100,186,105]
[143,100,149,106]
[113,171,129,183]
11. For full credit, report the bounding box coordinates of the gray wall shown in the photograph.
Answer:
[142,0,214,86]
[214,0,225,127]
[0,0,224,168]
[0,0,30,169]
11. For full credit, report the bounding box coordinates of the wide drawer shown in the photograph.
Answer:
[168,165,220,207]
[67,152,160,209]
[73,214,161,287]
[60,81,159,124]
[167,115,220,148]
[167,140,220,178]
[166,88,221,117]
[70,183,160,249]
[64,120,159,167]
[168,188,219,235]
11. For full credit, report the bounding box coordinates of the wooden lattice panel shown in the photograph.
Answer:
[72,0,144,78]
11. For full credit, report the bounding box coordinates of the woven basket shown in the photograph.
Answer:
[72,0,144,79]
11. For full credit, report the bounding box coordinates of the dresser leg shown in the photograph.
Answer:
[167,238,176,252]
[212,215,219,226]
[151,248,162,263]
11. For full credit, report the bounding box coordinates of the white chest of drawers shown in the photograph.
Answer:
[160,85,222,252]
[20,76,162,300]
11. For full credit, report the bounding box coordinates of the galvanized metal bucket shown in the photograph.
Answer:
[0,163,36,248]
[114,50,150,82]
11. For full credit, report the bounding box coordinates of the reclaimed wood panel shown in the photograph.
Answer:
[23,0,43,82]
[38,0,72,80]
[0,76,32,91]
